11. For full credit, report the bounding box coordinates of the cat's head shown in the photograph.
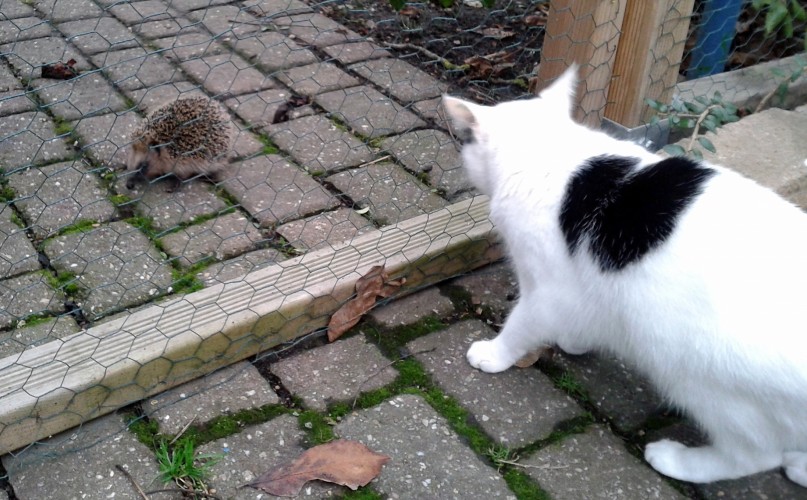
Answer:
[442,65,578,194]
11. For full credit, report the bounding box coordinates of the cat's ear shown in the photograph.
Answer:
[442,95,483,144]
[538,64,579,115]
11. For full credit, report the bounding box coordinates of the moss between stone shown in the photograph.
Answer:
[298,410,336,446]
[336,487,384,500]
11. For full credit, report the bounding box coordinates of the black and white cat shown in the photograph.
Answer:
[443,66,807,486]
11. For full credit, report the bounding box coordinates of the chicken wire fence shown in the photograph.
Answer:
[0,0,804,486]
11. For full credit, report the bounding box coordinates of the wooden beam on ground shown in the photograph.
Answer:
[0,196,501,455]
[534,0,626,127]
[604,0,695,127]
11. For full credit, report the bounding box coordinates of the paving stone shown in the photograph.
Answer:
[31,73,130,121]
[32,0,103,22]
[180,52,276,97]
[0,16,52,44]
[152,32,229,63]
[410,320,582,447]
[199,415,345,499]
[159,211,267,268]
[350,58,448,103]
[413,96,451,129]
[0,36,90,81]
[7,159,116,240]
[196,247,284,286]
[120,177,228,232]
[0,112,71,168]
[240,0,312,17]
[327,162,446,226]
[323,41,391,65]
[0,62,23,89]
[0,0,36,20]
[2,414,161,500]
[271,12,362,48]
[187,5,261,38]
[125,80,206,113]
[230,30,318,73]
[130,14,199,40]
[145,361,279,434]
[316,85,426,139]
[697,470,807,499]
[224,87,315,128]
[169,0,232,12]
[43,220,174,320]
[106,0,172,25]
[0,89,35,117]
[268,114,375,173]
[369,287,455,327]
[336,394,513,498]
[0,204,38,278]
[276,61,360,96]
[272,334,397,411]
[276,207,374,251]
[229,122,265,159]
[57,16,139,54]
[528,426,685,499]
[449,261,518,322]
[91,47,185,91]
[0,315,81,359]
[0,271,65,329]
[556,352,664,433]
[222,154,339,227]
[72,110,143,167]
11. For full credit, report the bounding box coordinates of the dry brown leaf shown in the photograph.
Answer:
[328,265,403,342]
[41,58,79,80]
[247,439,390,497]
[480,26,514,39]
[515,346,554,368]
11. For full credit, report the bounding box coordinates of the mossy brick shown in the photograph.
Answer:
[7,159,116,240]
[272,334,397,411]
[0,315,81,359]
[120,178,228,232]
[230,31,318,73]
[72,110,143,167]
[368,287,455,328]
[180,52,276,97]
[270,12,362,48]
[57,17,138,54]
[336,394,513,498]
[276,207,374,252]
[267,114,375,173]
[350,58,448,103]
[315,85,426,139]
[275,61,360,97]
[196,248,284,287]
[31,74,129,121]
[159,211,267,268]
[322,41,390,65]
[0,112,71,168]
[410,320,583,447]
[0,271,65,329]
[31,0,103,22]
[145,361,279,434]
[221,154,339,227]
[224,88,315,128]
[152,32,229,63]
[326,162,446,226]
[91,47,185,91]
[0,16,52,44]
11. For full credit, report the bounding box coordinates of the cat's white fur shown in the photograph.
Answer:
[443,67,807,486]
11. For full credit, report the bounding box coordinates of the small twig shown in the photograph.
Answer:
[169,414,197,445]
[114,464,148,500]
[381,42,465,71]
[352,348,436,408]
[357,155,392,169]
[144,488,223,499]
[497,459,568,470]
[685,104,719,153]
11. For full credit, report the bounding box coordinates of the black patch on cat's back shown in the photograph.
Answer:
[560,155,715,271]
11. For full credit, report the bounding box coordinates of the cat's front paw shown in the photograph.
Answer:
[644,439,690,480]
[467,340,515,373]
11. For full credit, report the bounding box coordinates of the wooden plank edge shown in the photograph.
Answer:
[0,195,502,455]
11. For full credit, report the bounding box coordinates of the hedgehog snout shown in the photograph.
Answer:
[125,160,149,189]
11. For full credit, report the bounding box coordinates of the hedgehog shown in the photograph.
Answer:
[125,97,234,192]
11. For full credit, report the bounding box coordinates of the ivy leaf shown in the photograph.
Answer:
[698,136,717,153]
[702,115,718,132]
[390,0,406,10]
[645,98,661,111]
[792,0,807,20]
[765,2,789,35]
[691,148,704,161]
[685,101,706,114]
[649,115,660,126]
[663,144,687,157]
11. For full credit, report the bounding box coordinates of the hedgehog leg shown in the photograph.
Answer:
[164,175,181,193]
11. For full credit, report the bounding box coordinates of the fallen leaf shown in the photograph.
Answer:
[247,439,390,497]
[41,58,79,80]
[515,346,554,368]
[480,26,514,39]
[523,14,547,26]
[328,265,403,341]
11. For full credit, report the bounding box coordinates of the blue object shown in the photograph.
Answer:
[687,0,745,78]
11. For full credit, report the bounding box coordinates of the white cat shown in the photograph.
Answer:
[443,66,807,487]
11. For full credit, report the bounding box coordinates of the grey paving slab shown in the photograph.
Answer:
[222,154,339,227]
[120,177,228,232]
[316,85,426,139]
[32,0,103,22]
[106,0,172,25]
[0,204,39,278]
[271,12,362,48]
[697,470,807,499]
[0,89,35,116]
[336,394,513,498]
[323,41,391,65]
[0,0,36,20]
[369,287,455,327]
[146,361,279,434]
[449,261,518,322]
[276,61,361,97]
[196,247,284,286]
[0,315,81,359]
[268,114,375,173]
[240,0,312,17]
[410,320,582,447]
[0,111,71,168]
[413,96,451,129]
[383,129,470,199]
[7,159,116,240]
[272,334,397,411]
[152,32,228,63]
[200,415,345,499]
[91,47,185,91]
[0,35,90,81]
[31,73,130,121]
[522,426,685,500]
[0,61,22,89]
[350,58,448,103]
[275,207,374,251]
[180,52,276,97]
[72,110,143,167]
[556,352,663,433]
[0,271,65,329]
[124,80,206,113]
[130,14,200,40]
[160,211,267,268]
[224,87,315,128]
[0,16,52,44]
[57,16,139,54]
[43,220,174,320]
[231,31,318,73]
[169,0,232,13]
[229,122,265,160]
[2,414,161,500]
[326,162,446,226]
[186,5,261,38]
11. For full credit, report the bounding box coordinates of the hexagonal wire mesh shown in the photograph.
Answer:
[0,0,804,494]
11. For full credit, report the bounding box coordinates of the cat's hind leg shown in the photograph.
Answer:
[783,451,807,487]
[467,299,545,373]
[645,439,781,483]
